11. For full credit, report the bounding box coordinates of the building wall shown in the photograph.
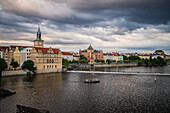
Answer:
[79,48,103,64]
[0,51,3,58]
[34,40,44,48]
[118,56,123,61]
[3,49,9,64]
[20,48,32,67]
[103,55,114,62]
[138,55,150,59]
[30,48,62,73]
[73,56,79,60]
[13,47,21,66]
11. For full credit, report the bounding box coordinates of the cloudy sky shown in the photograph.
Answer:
[0,0,170,54]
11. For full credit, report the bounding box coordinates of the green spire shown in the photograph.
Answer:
[35,25,43,41]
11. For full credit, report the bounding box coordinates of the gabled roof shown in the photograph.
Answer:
[87,45,94,50]
[35,47,60,54]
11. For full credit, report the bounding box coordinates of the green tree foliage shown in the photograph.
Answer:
[62,58,70,66]
[123,55,128,60]
[0,58,7,71]
[13,61,19,69]
[94,59,104,63]
[128,56,141,61]
[79,55,87,60]
[22,60,35,72]
[106,59,113,64]
[137,60,143,66]
[10,59,19,69]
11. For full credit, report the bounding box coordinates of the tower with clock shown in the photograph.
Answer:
[34,26,44,48]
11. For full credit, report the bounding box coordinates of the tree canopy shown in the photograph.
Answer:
[62,58,70,66]
[22,60,35,71]
[10,59,19,69]
[0,58,7,71]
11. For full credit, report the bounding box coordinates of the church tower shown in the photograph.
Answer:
[34,26,44,48]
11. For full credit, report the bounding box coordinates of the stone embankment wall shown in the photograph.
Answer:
[71,62,138,68]
[2,70,27,77]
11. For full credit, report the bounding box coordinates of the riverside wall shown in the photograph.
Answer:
[70,62,138,68]
[2,70,27,77]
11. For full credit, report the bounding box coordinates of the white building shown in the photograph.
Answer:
[20,48,32,67]
[103,53,114,62]
[73,54,79,60]
[0,51,3,58]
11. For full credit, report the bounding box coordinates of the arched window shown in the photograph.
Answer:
[52,59,54,63]
[43,65,45,69]
[50,59,51,63]
[47,59,49,63]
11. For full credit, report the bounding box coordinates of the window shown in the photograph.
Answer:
[50,65,51,68]
[47,65,48,68]
[44,65,45,69]
[52,65,53,68]
[55,60,57,63]
[39,59,41,63]
[43,59,46,63]
[55,65,57,68]
[52,59,54,63]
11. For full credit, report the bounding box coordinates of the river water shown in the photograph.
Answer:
[0,65,170,113]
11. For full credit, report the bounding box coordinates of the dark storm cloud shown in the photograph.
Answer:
[0,0,170,54]
[45,40,90,45]
[1,0,170,25]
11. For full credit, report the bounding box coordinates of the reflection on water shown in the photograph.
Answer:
[0,66,170,113]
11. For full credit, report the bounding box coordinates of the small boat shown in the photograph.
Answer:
[84,78,100,83]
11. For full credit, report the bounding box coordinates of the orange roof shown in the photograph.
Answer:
[73,55,79,57]
[138,54,151,56]
[35,47,60,54]
[103,53,113,56]
[62,51,73,55]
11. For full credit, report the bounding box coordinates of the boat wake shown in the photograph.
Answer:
[67,70,170,76]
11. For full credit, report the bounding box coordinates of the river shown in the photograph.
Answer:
[0,65,170,113]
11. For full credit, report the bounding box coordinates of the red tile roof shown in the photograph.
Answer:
[62,52,73,55]
[103,53,113,56]
[35,47,60,54]
[73,55,79,57]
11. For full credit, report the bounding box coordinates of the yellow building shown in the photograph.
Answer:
[13,47,21,66]
[138,55,150,59]
[30,26,62,73]
[153,49,166,59]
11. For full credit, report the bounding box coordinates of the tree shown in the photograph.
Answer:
[22,60,36,75]
[149,56,152,62]
[62,58,70,66]
[0,58,7,71]
[138,60,143,66]
[79,55,87,60]
[123,55,128,60]
[10,59,19,69]
[0,58,8,78]
[106,59,112,64]
[128,56,141,61]
[144,59,149,65]
[13,61,19,70]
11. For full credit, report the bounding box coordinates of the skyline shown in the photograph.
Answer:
[0,0,170,54]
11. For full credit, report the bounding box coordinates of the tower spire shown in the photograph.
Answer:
[36,25,41,40]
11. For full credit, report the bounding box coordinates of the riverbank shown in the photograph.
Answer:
[69,62,138,69]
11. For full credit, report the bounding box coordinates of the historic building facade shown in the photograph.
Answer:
[153,49,166,59]
[30,27,62,73]
[79,45,103,64]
